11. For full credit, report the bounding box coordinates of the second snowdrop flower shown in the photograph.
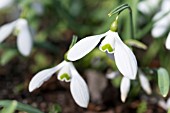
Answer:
[29,60,89,108]
[67,17,138,80]
[0,18,32,56]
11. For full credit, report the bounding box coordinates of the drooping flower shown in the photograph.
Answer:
[67,17,138,80]
[151,0,170,49]
[137,0,160,15]
[0,0,14,10]
[0,18,33,56]
[158,98,170,111]
[138,70,152,95]
[29,60,89,108]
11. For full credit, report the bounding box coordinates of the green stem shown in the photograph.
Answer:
[108,4,134,39]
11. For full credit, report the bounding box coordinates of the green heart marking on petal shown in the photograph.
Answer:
[101,44,114,53]
[59,73,71,81]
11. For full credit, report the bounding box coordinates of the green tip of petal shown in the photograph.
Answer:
[59,73,71,82]
[101,44,114,53]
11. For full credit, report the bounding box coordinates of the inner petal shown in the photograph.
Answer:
[99,31,116,54]
[59,73,71,82]
[101,44,114,53]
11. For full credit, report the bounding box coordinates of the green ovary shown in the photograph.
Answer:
[101,44,113,52]
[59,73,71,81]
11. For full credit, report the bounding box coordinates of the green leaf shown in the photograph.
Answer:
[1,50,17,66]
[0,100,43,113]
[0,100,17,113]
[157,68,170,97]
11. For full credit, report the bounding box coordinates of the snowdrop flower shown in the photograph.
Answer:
[120,77,131,102]
[67,17,138,80]
[0,0,15,10]
[138,70,152,95]
[138,0,160,15]
[151,0,170,49]
[29,60,89,108]
[158,98,170,111]
[0,18,32,56]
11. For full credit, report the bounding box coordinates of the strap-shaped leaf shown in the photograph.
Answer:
[0,100,43,113]
[0,100,17,113]
[157,68,170,97]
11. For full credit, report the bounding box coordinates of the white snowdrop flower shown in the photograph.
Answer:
[139,70,152,95]
[151,0,170,39]
[0,18,33,56]
[158,98,170,111]
[29,60,89,108]
[0,0,14,10]
[120,77,131,102]
[67,18,138,80]
[138,0,160,15]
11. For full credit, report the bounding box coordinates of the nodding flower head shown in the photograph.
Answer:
[67,18,137,80]
[0,18,33,56]
[29,60,89,108]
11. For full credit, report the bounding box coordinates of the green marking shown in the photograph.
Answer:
[59,73,71,81]
[101,44,114,52]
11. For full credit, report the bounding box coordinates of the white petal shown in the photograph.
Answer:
[161,0,170,12]
[99,30,115,54]
[70,63,89,108]
[158,99,167,110]
[0,0,14,10]
[29,61,66,92]
[137,1,151,15]
[120,77,130,102]
[166,32,170,50]
[0,21,16,43]
[67,32,108,61]
[58,62,71,82]
[167,98,170,110]
[152,16,170,38]
[139,70,152,95]
[16,19,33,56]
[114,33,138,80]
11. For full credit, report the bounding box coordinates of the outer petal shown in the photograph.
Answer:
[0,21,16,43]
[70,63,89,108]
[120,77,130,102]
[137,1,151,15]
[67,32,108,61]
[114,33,138,80]
[29,61,66,92]
[16,19,33,56]
[166,32,170,50]
[139,70,152,95]
[99,30,115,54]
[58,62,71,82]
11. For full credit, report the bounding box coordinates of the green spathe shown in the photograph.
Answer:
[101,44,114,53]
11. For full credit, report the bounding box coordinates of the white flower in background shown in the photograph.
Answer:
[139,70,152,95]
[0,0,14,10]
[29,60,89,108]
[120,77,131,102]
[166,33,170,50]
[158,98,170,111]
[67,30,138,80]
[151,0,170,49]
[138,0,160,15]
[0,18,32,56]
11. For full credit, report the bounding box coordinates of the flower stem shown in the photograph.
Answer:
[108,4,134,39]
